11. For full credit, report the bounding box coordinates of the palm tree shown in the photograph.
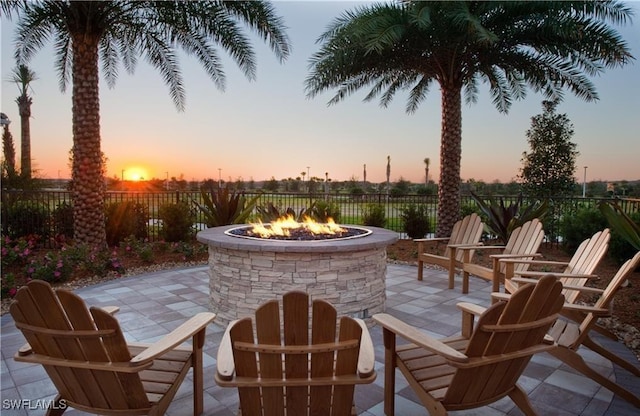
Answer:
[10,1,290,247]
[306,0,634,236]
[423,157,430,186]
[10,64,37,180]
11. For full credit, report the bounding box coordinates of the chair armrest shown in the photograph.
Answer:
[561,303,610,316]
[354,318,376,378]
[450,243,492,250]
[373,313,468,363]
[456,302,487,317]
[216,319,239,381]
[100,305,120,315]
[499,258,569,267]
[414,237,450,243]
[131,312,215,365]
[490,253,542,260]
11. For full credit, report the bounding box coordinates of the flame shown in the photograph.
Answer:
[248,215,346,238]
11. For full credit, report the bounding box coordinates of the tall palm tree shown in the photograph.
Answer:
[423,157,430,186]
[306,0,634,236]
[10,64,37,180]
[10,1,290,247]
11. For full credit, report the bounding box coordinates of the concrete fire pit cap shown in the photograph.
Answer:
[197,224,398,253]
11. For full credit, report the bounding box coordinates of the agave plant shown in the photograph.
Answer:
[471,192,548,244]
[194,185,261,228]
[255,202,315,222]
[599,199,640,250]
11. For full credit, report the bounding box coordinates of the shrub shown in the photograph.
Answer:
[608,210,640,265]
[1,235,37,268]
[52,202,74,240]
[362,203,386,228]
[4,201,51,241]
[400,204,430,239]
[25,251,74,283]
[471,192,548,244]
[195,184,261,227]
[105,201,148,246]
[559,207,608,253]
[309,200,341,223]
[159,201,194,242]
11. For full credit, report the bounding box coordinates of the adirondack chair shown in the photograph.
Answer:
[500,229,610,300]
[215,291,376,416]
[457,218,545,294]
[373,274,564,415]
[491,251,640,407]
[544,251,640,407]
[10,280,216,416]
[415,213,484,288]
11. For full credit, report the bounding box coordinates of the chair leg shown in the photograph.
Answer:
[45,395,67,416]
[382,329,397,416]
[509,385,538,416]
[418,260,424,281]
[192,331,206,415]
[582,335,640,376]
[549,347,640,407]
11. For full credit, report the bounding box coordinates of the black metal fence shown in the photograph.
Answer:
[2,189,638,247]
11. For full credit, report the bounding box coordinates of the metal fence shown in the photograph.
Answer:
[2,189,638,247]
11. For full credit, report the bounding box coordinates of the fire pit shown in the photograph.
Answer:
[197,222,398,326]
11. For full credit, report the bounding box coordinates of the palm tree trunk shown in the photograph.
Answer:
[71,34,106,248]
[17,96,31,179]
[436,86,462,237]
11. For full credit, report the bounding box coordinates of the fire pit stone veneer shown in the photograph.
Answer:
[196,224,398,326]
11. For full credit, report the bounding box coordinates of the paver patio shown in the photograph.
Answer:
[1,263,638,415]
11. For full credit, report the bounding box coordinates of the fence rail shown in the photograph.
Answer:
[2,189,638,248]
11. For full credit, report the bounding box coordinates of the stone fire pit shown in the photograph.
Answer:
[196,224,398,325]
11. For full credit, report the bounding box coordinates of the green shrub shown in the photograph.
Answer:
[471,192,548,244]
[559,207,608,253]
[159,202,194,242]
[255,202,313,222]
[608,211,640,265]
[4,201,51,240]
[362,203,386,228]
[105,201,148,246]
[400,204,430,239]
[309,200,341,223]
[25,251,74,283]
[52,202,74,239]
[195,184,260,227]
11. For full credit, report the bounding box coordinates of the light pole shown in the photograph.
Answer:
[582,166,588,197]
[165,172,169,191]
[218,168,222,189]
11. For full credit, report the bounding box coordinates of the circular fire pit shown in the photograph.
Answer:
[197,224,398,325]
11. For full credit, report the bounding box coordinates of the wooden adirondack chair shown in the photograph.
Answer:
[543,251,640,407]
[215,291,376,416]
[373,274,565,415]
[10,280,216,416]
[500,229,610,300]
[415,213,484,288]
[457,218,545,294]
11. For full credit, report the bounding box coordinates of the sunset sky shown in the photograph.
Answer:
[1,1,639,184]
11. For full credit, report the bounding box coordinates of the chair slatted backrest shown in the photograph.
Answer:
[574,251,640,344]
[561,229,610,304]
[9,280,149,411]
[229,291,363,416]
[498,219,545,275]
[444,275,564,405]
[447,213,484,262]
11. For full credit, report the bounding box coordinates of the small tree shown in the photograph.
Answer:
[519,100,578,199]
[2,124,18,182]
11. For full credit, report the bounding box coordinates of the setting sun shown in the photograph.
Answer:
[125,167,148,181]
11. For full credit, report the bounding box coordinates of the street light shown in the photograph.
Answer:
[582,166,588,197]
[218,168,222,188]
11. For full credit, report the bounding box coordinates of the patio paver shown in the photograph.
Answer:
[1,263,638,415]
